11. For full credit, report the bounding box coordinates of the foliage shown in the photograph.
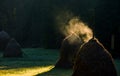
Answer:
[0,0,120,54]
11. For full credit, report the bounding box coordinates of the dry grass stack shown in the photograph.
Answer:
[72,38,117,76]
[3,38,23,57]
[55,33,84,68]
[55,18,93,69]
[0,30,10,51]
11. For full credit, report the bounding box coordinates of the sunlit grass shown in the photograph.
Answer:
[0,65,54,76]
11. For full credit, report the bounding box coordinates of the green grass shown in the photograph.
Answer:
[0,48,120,76]
[115,59,120,76]
[0,48,72,76]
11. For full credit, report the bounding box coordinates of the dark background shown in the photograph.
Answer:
[0,0,120,57]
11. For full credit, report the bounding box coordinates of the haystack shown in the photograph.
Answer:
[72,38,117,76]
[55,33,84,68]
[0,30,10,51]
[3,38,23,57]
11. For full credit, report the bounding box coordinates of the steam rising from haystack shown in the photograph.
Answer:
[65,18,93,42]
[55,11,93,42]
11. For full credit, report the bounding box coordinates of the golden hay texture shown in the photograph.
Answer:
[72,38,117,76]
[3,38,23,57]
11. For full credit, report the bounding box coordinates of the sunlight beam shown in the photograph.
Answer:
[0,65,54,76]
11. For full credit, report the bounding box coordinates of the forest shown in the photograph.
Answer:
[0,0,120,49]
[0,0,120,76]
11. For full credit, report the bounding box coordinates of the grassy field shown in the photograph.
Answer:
[0,48,72,76]
[0,48,120,76]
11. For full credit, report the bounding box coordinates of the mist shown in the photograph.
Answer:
[55,11,93,42]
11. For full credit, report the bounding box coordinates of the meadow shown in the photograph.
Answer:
[0,48,119,76]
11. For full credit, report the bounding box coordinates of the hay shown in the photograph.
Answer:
[55,33,84,68]
[72,38,117,76]
[0,30,10,51]
[3,38,23,57]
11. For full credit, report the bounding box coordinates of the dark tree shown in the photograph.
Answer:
[95,0,120,49]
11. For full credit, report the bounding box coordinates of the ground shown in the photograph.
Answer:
[0,48,119,76]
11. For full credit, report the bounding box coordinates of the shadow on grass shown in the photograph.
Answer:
[0,48,120,76]
[0,48,65,76]
[0,48,58,70]
[115,59,120,76]
[35,59,120,76]
[0,56,55,70]
[36,67,73,76]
